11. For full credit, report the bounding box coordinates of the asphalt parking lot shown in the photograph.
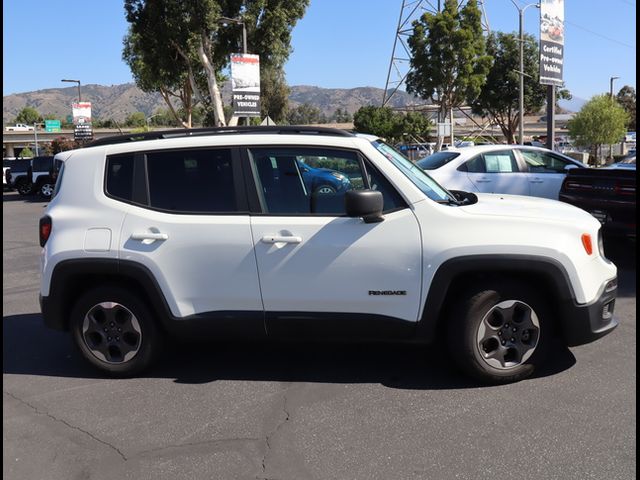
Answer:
[3,190,636,480]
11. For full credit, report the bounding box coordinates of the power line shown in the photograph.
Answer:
[564,20,636,49]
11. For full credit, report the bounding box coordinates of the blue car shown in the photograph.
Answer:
[297,159,352,194]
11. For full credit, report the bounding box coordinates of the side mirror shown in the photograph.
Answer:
[345,190,384,223]
[564,164,579,171]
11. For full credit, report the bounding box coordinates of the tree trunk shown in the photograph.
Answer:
[197,37,226,127]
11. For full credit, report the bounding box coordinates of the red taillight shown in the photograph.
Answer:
[581,233,593,255]
[39,216,52,247]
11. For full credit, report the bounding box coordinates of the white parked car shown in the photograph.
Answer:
[5,123,34,132]
[39,127,617,384]
[417,145,587,199]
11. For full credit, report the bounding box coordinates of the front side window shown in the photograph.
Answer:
[146,149,236,213]
[519,149,571,173]
[249,147,405,215]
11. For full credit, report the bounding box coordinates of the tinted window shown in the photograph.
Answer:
[32,156,54,172]
[416,152,461,170]
[106,154,134,201]
[520,149,572,173]
[464,155,485,173]
[250,147,363,215]
[147,149,236,213]
[5,159,31,174]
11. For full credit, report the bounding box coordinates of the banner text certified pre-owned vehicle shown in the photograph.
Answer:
[39,127,617,384]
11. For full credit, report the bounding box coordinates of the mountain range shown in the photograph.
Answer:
[2,83,585,124]
[2,83,421,124]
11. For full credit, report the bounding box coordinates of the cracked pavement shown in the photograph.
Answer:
[3,191,636,479]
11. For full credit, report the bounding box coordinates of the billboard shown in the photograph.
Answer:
[72,102,93,140]
[539,0,564,86]
[230,54,261,116]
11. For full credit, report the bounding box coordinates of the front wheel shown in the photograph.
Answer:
[447,281,550,384]
[70,286,163,377]
[39,182,55,199]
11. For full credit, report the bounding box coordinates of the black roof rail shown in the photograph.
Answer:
[86,125,354,147]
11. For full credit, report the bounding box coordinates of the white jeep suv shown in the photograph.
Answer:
[39,127,618,384]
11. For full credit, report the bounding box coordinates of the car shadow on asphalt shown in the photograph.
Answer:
[3,313,576,389]
[2,192,48,203]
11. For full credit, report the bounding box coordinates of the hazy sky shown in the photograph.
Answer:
[3,0,636,101]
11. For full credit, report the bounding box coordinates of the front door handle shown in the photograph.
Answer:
[529,178,544,183]
[131,232,169,241]
[261,235,302,244]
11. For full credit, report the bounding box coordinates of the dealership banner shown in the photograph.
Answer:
[72,102,93,140]
[539,0,564,86]
[231,54,261,116]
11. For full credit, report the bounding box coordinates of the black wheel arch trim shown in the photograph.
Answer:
[416,254,578,343]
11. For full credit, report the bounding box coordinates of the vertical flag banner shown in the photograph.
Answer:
[539,0,565,86]
[231,54,261,116]
[72,102,93,140]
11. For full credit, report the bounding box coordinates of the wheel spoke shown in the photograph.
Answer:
[81,302,142,364]
[476,299,540,370]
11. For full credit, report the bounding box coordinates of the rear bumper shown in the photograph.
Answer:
[560,277,618,347]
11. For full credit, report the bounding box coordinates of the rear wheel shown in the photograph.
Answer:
[70,286,163,377]
[16,179,33,195]
[447,281,550,384]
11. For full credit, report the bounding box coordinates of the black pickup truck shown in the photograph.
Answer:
[559,165,636,238]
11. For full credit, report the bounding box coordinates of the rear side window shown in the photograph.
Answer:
[32,156,53,172]
[106,154,134,201]
[146,149,236,213]
[416,152,460,170]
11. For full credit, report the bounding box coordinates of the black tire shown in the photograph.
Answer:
[70,286,163,377]
[446,281,550,384]
[38,181,55,199]
[16,179,33,195]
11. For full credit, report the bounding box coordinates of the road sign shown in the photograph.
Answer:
[45,120,61,133]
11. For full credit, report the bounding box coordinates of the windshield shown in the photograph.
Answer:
[372,140,455,203]
[416,151,461,170]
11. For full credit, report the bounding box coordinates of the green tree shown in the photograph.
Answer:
[353,106,398,140]
[50,136,79,154]
[353,106,430,143]
[616,85,636,131]
[568,95,628,165]
[125,112,147,127]
[286,103,326,125]
[471,32,546,144]
[15,107,43,125]
[330,108,353,123]
[123,0,309,127]
[406,0,491,149]
[19,147,34,158]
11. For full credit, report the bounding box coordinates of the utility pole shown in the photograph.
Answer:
[546,85,555,151]
[511,1,540,145]
[33,123,39,156]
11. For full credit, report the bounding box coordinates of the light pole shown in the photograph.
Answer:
[61,79,82,102]
[146,113,160,130]
[511,1,540,145]
[218,16,247,54]
[609,76,620,100]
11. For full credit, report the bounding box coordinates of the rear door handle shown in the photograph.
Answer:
[475,178,492,183]
[261,235,302,244]
[529,178,544,183]
[131,232,169,241]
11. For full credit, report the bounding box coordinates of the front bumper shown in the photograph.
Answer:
[560,277,618,347]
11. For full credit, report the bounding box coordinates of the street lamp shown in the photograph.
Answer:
[609,76,620,100]
[510,1,539,145]
[146,113,160,130]
[218,16,247,54]
[61,79,82,102]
